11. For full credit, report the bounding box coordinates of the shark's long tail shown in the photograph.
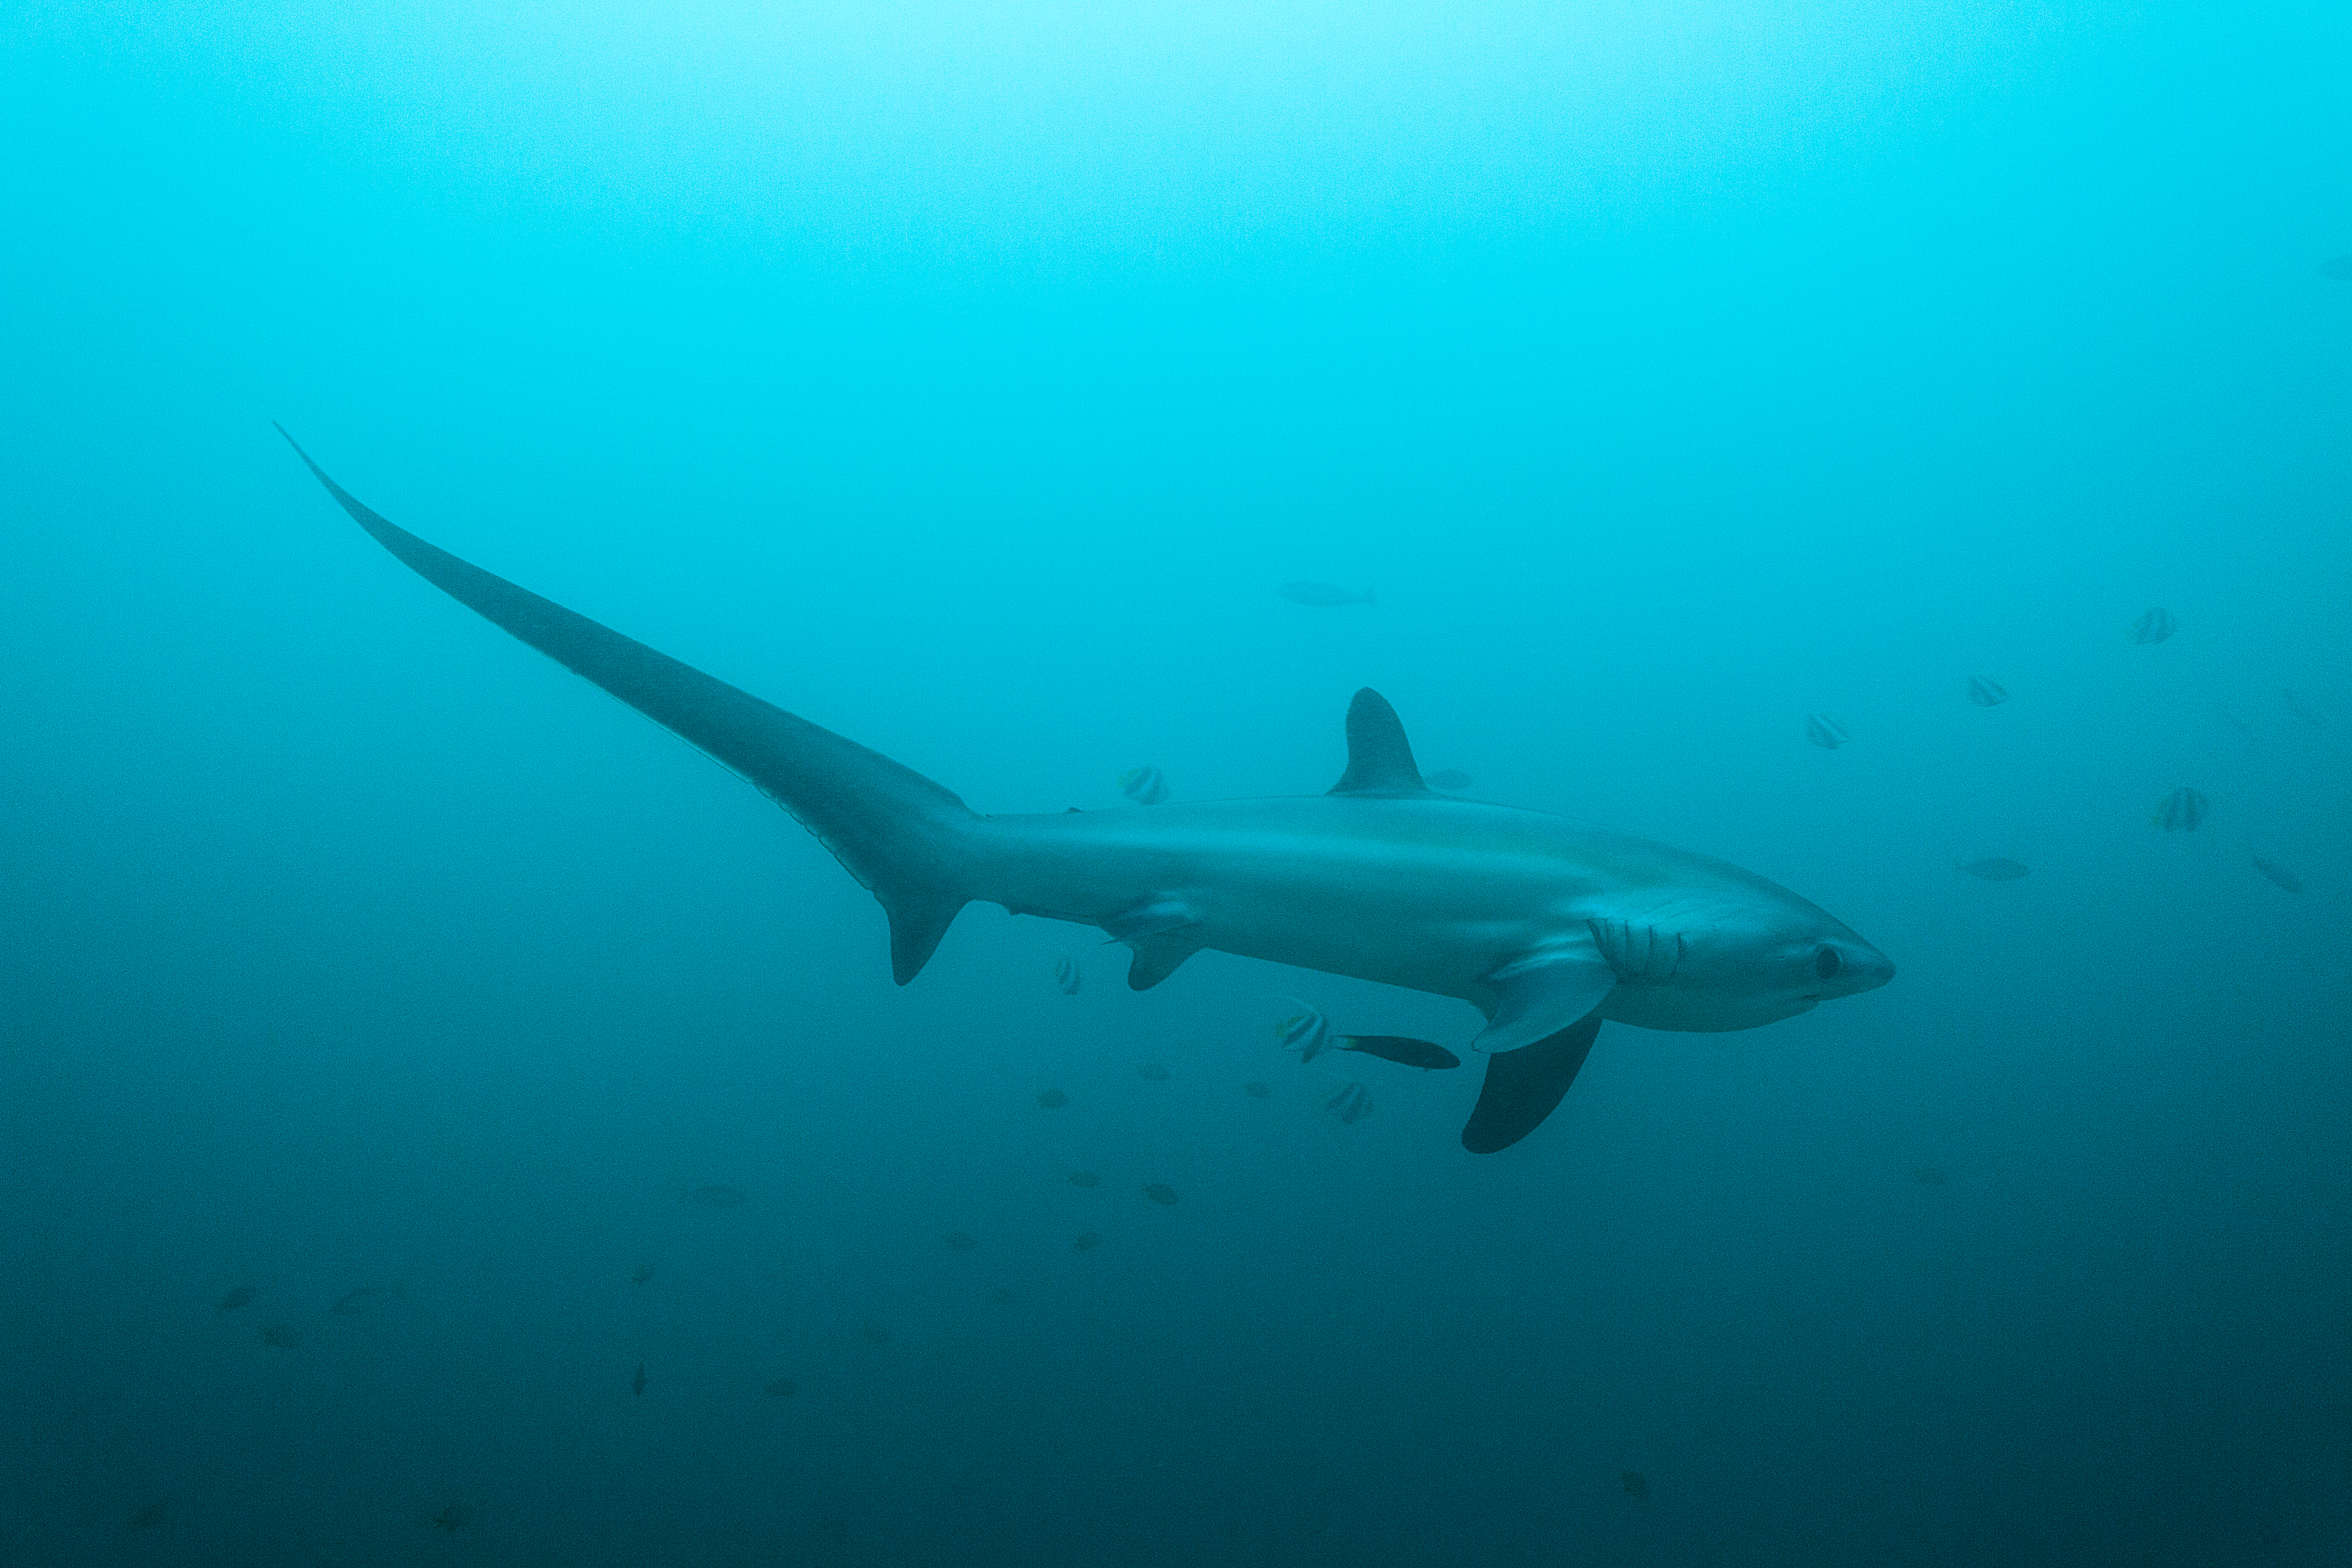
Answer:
[277,426,977,983]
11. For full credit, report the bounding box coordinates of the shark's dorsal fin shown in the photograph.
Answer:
[1328,689,1432,796]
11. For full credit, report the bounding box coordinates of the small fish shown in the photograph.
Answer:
[2153,787,2208,831]
[1334,1034,1460,1070]
[2323,254,2352,281]
[1241,1081,1272,1100]
[2282,689,2321,727]
[763,1377,798,1397]
[1323,1081,1374,1125]
[129,1502,168,1530]
[1966,676,2008,707]
[1911,1166,1950,1186]
[1426,769,1473,791]
[1277,580,1375,607]
[1035,1088,1070,1109]
[1052,956,1082,995]
[2217,703,2258,741]
[860,1321,891,1344]
[1805,713,1849,750]
[1116,766,1169,805]
[2128,607,2177,645]
[1621,1471,1650,1501]
[632,1362,647,1397]
[2251,856,2303,894]
[630,1264,656,1285]
[1071,1231,1102,1252]
[1955,858,2030,882]
[331,1285,405,1316]
[215,1285,255,1312]
[679,1184,749,1207]
[1273,999,1332,1063]
[259,1324,303,1348]
[1136,1063,1171,1081]
[1067,1170,1100,1188]
[1142,1183,1179,1206]
[431,1503,474,1532]
[944,1232,978,1252]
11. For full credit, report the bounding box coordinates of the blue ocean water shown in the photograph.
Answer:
[5,3,2349,1563]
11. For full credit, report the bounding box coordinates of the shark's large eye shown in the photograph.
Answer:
[1813,946,1842,980]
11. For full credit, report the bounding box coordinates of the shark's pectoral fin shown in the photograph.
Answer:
[1461,1013,1604,1154]
[1469,945,1615,1055]
[1101,897,1205,990]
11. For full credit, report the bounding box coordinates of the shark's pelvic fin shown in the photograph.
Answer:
[1461,1013,1603,1153]
[1101,897,1205,989]
[1469,942,1616,1055]
[276,427,977,985]
[1124,931,1207,991]
[1328,689,1433,797]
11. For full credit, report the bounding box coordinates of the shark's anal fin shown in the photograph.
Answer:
[1101,897,1204,990]
[1461,1014,1604,1154]
[1470,944,1615,1055]
[1328,689,1433,796]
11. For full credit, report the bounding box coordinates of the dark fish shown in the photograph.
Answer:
[2128,607,2176,645]
[2323,254,2352,281]
[2251,856,2303,894]
[2153,787,2208,831]
[2217,702,2257,741]
[1621,1470,1650,1500]
[1426,769,1473,791]
[2282,689,2321,727]
[1242,1081,1272,1100]
[763,1377,798,1396]
[987,1287,1013,1305]
[1052,955,1082,995]
[1955,858,2030,881]
[1071,1232,1102,1252]
[129,1502,168,1530]
[1142,1183,1179,1206]
[1323,1081,1374,1125]
[1277,581,1375,607]
[215,1285,255,1312]
[632,1362,647,1397]
[431,1503,474,1532]
[1036,1088,1069,1109]
[1912,1166,1950,1186]
[944,1232,978,1252]
[1273,999,1332,1063]
[1067,1170,1100,1188]
[1136,1063,1171,1081]
[1966,676,2008,707]
[331,1285,404,1315]
[1117,766,1169,805]
[1805,713,1849,750]
[680,1184,748,1207]
[1335,1034,1460,1070]
[630,1264,656,1285]
[259,1324,302,1348]
[860,1321,891,1344]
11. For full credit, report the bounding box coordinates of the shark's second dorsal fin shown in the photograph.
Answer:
[1328,689,1432,797]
